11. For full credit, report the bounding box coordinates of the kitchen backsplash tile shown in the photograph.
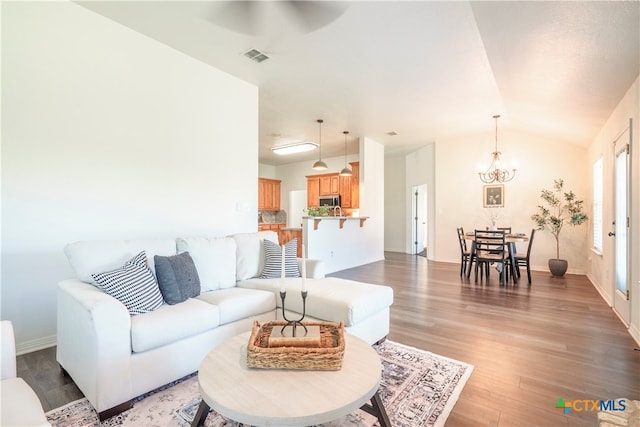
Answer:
[259,210,287,224]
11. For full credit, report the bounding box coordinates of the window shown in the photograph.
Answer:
[593,157,603,252]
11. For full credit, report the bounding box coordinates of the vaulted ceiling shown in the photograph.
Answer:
[76,1,640,165]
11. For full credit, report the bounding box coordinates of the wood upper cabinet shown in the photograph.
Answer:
[319,175,339,196]
[337,162,359,209]
[348,162,359,209]
[307,176,320,207]
[307,162,359,209]
[258,178,281,211]
[307,173,340,207]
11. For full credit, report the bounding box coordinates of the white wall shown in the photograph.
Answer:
[359,137,386,266]
[1,2,259,352]
[587,76,640,345]
[387,131,589,273]
[434,131,589,273]
[384,156,406,253]
[405,144,436,256]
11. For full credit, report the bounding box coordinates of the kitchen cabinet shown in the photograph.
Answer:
[279,228,302,257]
[319,175,340,196]
[340,162,359,209]
[307,177,320,207]
[258,178,281,211]
[306,163,359,209]
[258,223,285,232]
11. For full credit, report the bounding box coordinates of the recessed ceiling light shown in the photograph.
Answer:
[243,48,269,63]
[271,141,318,155]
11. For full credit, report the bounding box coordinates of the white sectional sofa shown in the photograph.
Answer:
[57,231,393,420]
[1,321,51,427]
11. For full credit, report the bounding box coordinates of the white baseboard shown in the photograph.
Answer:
[629,324,640,348]
[16,334,57,356]
[586,273,612,306]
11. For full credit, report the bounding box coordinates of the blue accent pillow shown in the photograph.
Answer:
[154,252,201,304]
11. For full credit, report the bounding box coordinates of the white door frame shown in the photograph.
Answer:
[610,118,632,325]
[410,184,428,255]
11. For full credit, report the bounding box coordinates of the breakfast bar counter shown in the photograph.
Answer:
[301,216,372,274]
[303,216,368,230]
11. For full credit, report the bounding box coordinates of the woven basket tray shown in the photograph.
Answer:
[246,320,345,370]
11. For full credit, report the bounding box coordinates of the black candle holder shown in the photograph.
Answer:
[279,290,308,337]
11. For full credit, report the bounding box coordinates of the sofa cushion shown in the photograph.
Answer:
[154,252,201,305]
[259,238,301,279]
[237,277,394,327]
[176,237,236,291]
[196,288,276,325]
[91,251,164,316]
[1,378,51,427]
[130,298,220,353]
[229,231,279,280]
[65,239,177,284]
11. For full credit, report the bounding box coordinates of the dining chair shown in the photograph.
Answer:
[474,229,507,285]
[456,227,472,276]
[498,227,513,276]
[515,229,536,284]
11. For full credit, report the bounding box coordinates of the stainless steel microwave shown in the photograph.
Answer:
[319,195,341,207]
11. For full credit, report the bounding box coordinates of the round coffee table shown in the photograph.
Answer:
[191,332,390,427]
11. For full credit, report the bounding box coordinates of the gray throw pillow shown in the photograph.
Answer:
[154,252,201,304]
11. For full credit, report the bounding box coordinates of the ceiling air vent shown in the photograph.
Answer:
[243,48,269,63]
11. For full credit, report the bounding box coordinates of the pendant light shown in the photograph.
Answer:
[339,131,352,176]
[312,119,328,170]
[478,115,516,183]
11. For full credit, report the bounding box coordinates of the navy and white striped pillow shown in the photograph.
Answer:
[259,239,301,279]
[91,251,164,315]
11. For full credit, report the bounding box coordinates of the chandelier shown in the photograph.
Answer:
[478,114,516,183]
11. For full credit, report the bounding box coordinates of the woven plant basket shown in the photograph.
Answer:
[246,320,345,370]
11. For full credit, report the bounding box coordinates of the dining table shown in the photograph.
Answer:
[463,232,529,283]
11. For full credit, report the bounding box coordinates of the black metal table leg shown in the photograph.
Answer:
[191,399,210,427]
[360,391,392,427]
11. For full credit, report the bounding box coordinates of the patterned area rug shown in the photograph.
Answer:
[46,340,473,427]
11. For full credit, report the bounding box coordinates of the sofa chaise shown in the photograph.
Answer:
[1,321,51,427]
[57,231,393,420]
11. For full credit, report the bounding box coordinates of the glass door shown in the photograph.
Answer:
[612,121,631,325]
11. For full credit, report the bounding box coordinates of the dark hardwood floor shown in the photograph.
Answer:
[18,253,640,426]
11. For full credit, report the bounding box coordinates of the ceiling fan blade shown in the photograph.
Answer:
[207,1,348,36]
[279,1,348,33]
[208,1,264,36]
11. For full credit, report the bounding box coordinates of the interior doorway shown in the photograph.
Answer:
[411,184,428,256]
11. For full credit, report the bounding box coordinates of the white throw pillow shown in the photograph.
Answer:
[64,239,177,284]
[176,237,236,291]
[230,231,279,280]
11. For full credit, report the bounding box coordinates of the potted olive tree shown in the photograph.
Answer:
[531,179,588,276]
